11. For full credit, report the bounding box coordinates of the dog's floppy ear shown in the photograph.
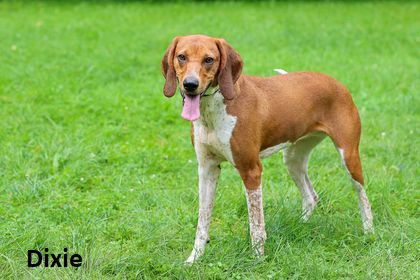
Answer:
[161,37,179,97]
[216,39,243,100]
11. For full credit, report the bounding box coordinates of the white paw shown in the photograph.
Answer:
[184,258,195,266]
[301,213,311,222]
[184,249,202,265]
[363,223,374,234]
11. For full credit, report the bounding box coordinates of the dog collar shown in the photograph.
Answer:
[201,87,220,97]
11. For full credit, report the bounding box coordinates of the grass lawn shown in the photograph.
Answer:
[0,0,419,279]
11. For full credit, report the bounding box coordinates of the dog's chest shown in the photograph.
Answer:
[193,93,237,163]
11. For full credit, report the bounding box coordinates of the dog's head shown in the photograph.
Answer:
[161,35,243,121]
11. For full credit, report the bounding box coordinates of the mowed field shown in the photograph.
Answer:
[0,1,418,279]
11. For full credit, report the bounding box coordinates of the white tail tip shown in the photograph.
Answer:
[274,68,288,75]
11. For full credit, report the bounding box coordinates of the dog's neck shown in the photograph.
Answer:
[198,87,225,129]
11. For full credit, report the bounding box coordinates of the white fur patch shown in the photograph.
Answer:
[193,90,237,164]
[245,186,266,256]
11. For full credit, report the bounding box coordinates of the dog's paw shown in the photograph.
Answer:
[184,256,196,266]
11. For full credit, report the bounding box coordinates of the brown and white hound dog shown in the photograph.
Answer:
[161,35,373,264]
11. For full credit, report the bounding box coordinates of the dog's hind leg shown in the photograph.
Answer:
[283,132,326,221]
[327,106,374,234]
[185,145,221,264]
[330,132,373,233]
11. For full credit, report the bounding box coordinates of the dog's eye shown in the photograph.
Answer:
[177,54,186,62]
[204,57,214,64]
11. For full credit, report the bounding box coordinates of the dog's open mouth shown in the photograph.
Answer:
[181,84,212,121]
[181,94,201,121]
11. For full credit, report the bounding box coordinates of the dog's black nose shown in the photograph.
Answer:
[183,77,199,92]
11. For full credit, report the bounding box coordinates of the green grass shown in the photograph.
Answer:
[0,0,419,279]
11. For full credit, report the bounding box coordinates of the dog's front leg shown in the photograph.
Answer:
[239,162,266,256]
[185,147,221,264]
[245,186,266,256]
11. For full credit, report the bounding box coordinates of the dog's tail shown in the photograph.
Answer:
[273,68,288,75]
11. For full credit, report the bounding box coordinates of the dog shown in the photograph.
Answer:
[161,35,373,264]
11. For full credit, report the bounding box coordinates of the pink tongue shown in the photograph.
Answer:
[181,95,200,121]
